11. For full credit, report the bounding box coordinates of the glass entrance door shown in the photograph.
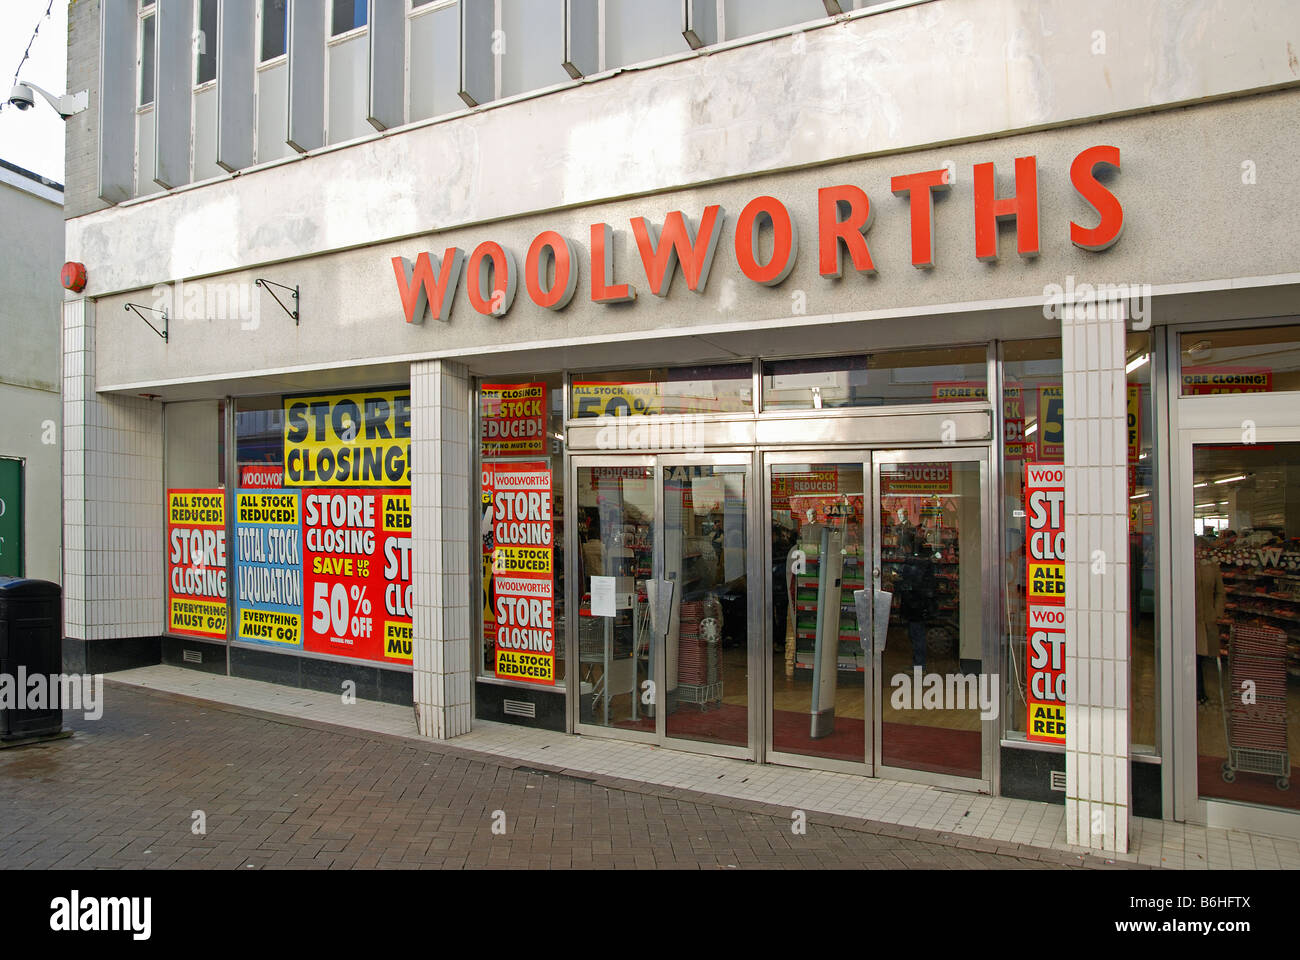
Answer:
[763,449,992,784]
[765,454,872,772]
[873,451,992,788]
[571,454,756,759]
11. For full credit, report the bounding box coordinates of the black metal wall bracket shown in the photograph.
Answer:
[255,278,300,325]
[124,302,168,341]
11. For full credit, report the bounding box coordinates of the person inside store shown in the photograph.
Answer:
[896,524,938,670]
[1194,534,1226,707]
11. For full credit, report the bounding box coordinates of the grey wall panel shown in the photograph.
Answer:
[287,0,326,152]
[217,0,256,171]
[563,0,598,79]
[153,0,194,188]
[683,0,717,49]
[459,0,494,107]
[368,0,404,130]
[98,0,135,203]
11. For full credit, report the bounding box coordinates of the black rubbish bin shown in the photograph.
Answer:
[0,578,63,740]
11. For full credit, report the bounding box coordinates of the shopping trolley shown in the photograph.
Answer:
[1217,622,1291,790]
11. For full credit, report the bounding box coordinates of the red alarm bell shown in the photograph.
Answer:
[61,261,87,292]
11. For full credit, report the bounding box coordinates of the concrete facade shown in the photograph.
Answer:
[60,0,1300,855]
[0,161,64,583]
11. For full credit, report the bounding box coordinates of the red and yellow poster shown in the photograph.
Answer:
[481,382,547,457]
[1024,462,1066,744]
[486,462,555,684]
[166,488,228,640]
[301,489,412,663]
[282,390,411,487]
[1181,366,1272,395]
[880,463,953,495]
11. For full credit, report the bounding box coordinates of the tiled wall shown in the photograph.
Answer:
[410,359,472,739]
[62,298,164,640]
[1062,306,1131,853]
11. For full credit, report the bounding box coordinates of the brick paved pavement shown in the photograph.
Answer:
[0,683,1129,870]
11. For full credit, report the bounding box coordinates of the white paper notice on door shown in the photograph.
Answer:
[590,576,616,617]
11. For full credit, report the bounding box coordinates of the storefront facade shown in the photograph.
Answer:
[62,0,1300,853]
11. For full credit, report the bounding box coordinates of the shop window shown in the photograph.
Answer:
[327,24,371,144]
[762,346,988,411]
[261,0,288,61]
[1001,339,1063,740]
[226,389,413,666]
[1193,442,1300,811]
[1180,323,1300,396]
[479,374,566,687]
[723,0,826,41]
[164,401,227,642]
[572,364,754,418]
[1127,331,1157,753]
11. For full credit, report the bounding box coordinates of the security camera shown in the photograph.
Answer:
[7,83,35,111]
[5,81,87,119]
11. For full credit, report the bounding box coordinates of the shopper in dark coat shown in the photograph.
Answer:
[897,525,938,669]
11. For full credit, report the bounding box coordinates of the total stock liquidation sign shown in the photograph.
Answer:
[1024,463,1066,744]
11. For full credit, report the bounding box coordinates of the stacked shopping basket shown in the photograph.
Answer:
[1218,622,1291,790]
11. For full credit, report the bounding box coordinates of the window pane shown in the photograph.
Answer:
[196,0,218,83]
[1180,324,1300,396]
[1194,441,1300,813]
[409,2,461,120]
[762,346,988,410]
[572,364,754,417]
[261,0,288,60]
[140,14,155,106]
[1001,337,1064,739]
[332,0,368,35]
[1127,331,1157,752]
[724,0,825,40]
[605,0,683,69]
[499,0,570,98]
[479,375,566,687]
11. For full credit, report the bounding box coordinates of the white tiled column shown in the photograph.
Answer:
[409,359,472,739]
[62,298,165,644]
[1062,305,1130,853]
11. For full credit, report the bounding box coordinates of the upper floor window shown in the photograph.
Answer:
[138,5,156,107]
[261,0,288,61]
[195,0,219,85]
[332,0,368,36]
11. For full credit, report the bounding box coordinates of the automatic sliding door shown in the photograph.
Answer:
[661,458,752,750]
[766,456,871,769]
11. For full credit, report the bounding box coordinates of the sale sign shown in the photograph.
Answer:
[480,382,547,457]
[166,489,228,640]
[301,489,412,664]
[233,490,304,648]
[880,462,953,494]
[283,390,411,487]
[1036,385,1065,461]
[1181,366,1272,395]
[487,462,555,684]
[1126,384,1141,462]
[1024,462,1066,744]
[1026,603,1066,744]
